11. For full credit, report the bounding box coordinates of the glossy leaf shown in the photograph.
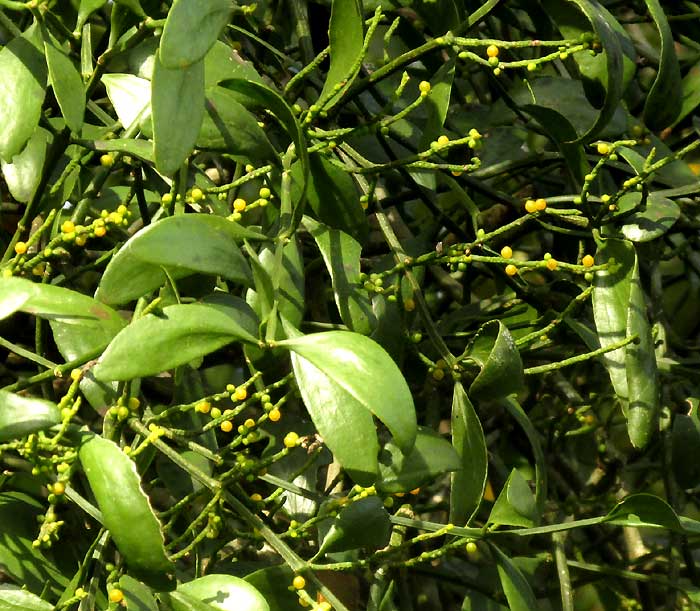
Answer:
[450,382,487,525]
[642,0,682,129]
[97,214,258,305]
[303,217,374,335]
[244,565,300,611]
[0,24,47,161]
[43,30,85,133]
[491,544,539,611]
[93,303,259,381]
[0,390,60,442]
[204,41,264,89]
[101,73,151,130]
[592,238,659,447]
[200,86,277,162]
[171,574,269,611]
[78,434,175,590]
[488,469,536,528]
[1,126,51,203]
[91,138,154,162]
[605,493,682,532]
[672,399,700,489]
[280,331,417,454]
[619,193,680,242]
[0,586,53,611]
[318,496,391,555]
[159,0,232,69]
[319,0,364,108]
[377,427,461,494]
[293,153,368,243]
[152,52,205,176]
[76,0,107,31]
[119,575,158,611]
[466,320,524,401]
[0,276,126,361]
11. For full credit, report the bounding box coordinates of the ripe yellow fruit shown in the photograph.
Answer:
[268,408,281,422]
[582,254,595,267]
[418,81,431,95]
[546,258,558,271]
[196,401,211,414]
[292,575,306,590]
[437,135,450,146]
[524,200,537,214]
[220,420,233,433]
[14,241,27,255]
[284,432,299,448]
[596,142,610,155]
[500,245,513,259]
[233,198,247,212]
[234,387,247,401]
[61,220,75,233]
[244,418,255,429]
[486,44,499,58]
[505,264,517,276]
[108,588,124,603]
[191,187,204,202]
[534,198,547,211]
[52,482,65,495]
[100,154,114,168]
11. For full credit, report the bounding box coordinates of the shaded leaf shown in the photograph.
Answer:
[171,574,269,611]
[43,30,85,133]
[488,469,536,528]
[619,193,680,242]
[318,496,391,555]
[0,585,53,611]
[1,126,51,203]
[672,398,700,489]
[491,544,539,611]
[605,493,682,532]
[0,390,60,442]
[120,575,158,611]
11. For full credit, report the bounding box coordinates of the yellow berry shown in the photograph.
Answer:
[268,408,281,422]
[196,401,211,414]
[244,418,256,429]
[75,235,87,247]
[233,198,247,212]
[61,220,75,233]
[596,142,610,155]
[100,153,114,168]
[600,194,610,203]
[128,397,140,410]
[418,81,431,95]
[318,602,332,611]
[292,575,306,590]
[582,254,595,267]
[284,432,299,448]
[210,407,222,419]
[70,368,82,381]
[505,264,518,276]
[245,164,255,173]
[534,198,547,211]
[437,135,449,146]
[486,44,499,58]
[94,226,107,238]
[108,588,124,603]
[234,387,248,401]
[466,541,478,554]
[14,241,27,255]
[220,420,233,433]
[161,193,173,204]
[524,200,537,214]
[500,245,513,259]
[546,258,558,271]
[259,187,271,199]
[250,493,262,502]
[191,187,204,201]
[52,481,66,495]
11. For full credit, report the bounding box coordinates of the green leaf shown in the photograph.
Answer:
[318,496,391,555]
[672,399,700,489]
[592,238,659,447]
[159,0,232,69]
[91,138,154,162]
[0,277,126,361]
[0,586,53,611]
[200,86,278,162]
[605,493,682,532]
[169,575,269,611]
[119,575,158,611]
[97,214,258,305]
[204,41,264,89]
[280,331,416,453]
[77,435,175,590]
[0,126,51,203]
[303,217,375,335]
[0,24,47,161]
[76,0,107,32]
[673,60,700,127]
[618,193,680,242]
[152,52,205,176]
[466,320,524,401]
[450,382,487,526]
[642,0,682,129]
[491,544,539,611]
[0,390,61,442]
[293,153,368,243]
[319,0,364,108]
[93,303,259,381]
[461,591,509,611]
[101,73,151,130]
[488,469,536,528]
[377,426,461,494]
[43,30,85,133]
[245,565,300,611]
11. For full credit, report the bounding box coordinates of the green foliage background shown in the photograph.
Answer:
[0,0,700,609]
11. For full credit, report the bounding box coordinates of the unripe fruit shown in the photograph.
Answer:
[100,154,114,168]
[284,432,299,448]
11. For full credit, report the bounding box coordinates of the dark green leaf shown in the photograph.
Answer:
[0,24,47,161]
[319,0,364,108]
[488,469,536,528]
[377,427,461,494]
[318,496,391,555]
[172,574,269,611]
[642,0,682,129]
[619,193,680,242]
[1,126,51,203]
[0,390,60,442]
[466,320,524,401]
[43,30,85,133]
[673,60,700,127]
[672,399,700,489]
[93,303,259,381]
[119,575,158,611]
[152,52,205,176]
[491,544,539,611]
[303,217,375,335]
[160,0,232,69]
[97,214,259,305]
[450,382,487,525]
[605,493,682,532]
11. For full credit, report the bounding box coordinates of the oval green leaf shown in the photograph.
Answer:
[43,30,85,133]
[93,302,259,381]
[488,468,536,528]
[491,543,539,611]
[1,126,51,203]
[620,193,680,242]
[318,496,391,555]
[152,52,205,176]
[0,586,53,611]
[0,390,60,442]
[119,575,158,611]
[170,575,269,611]
[160,0,232,69]
[78,434,175,590]
[101,73,150,130]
